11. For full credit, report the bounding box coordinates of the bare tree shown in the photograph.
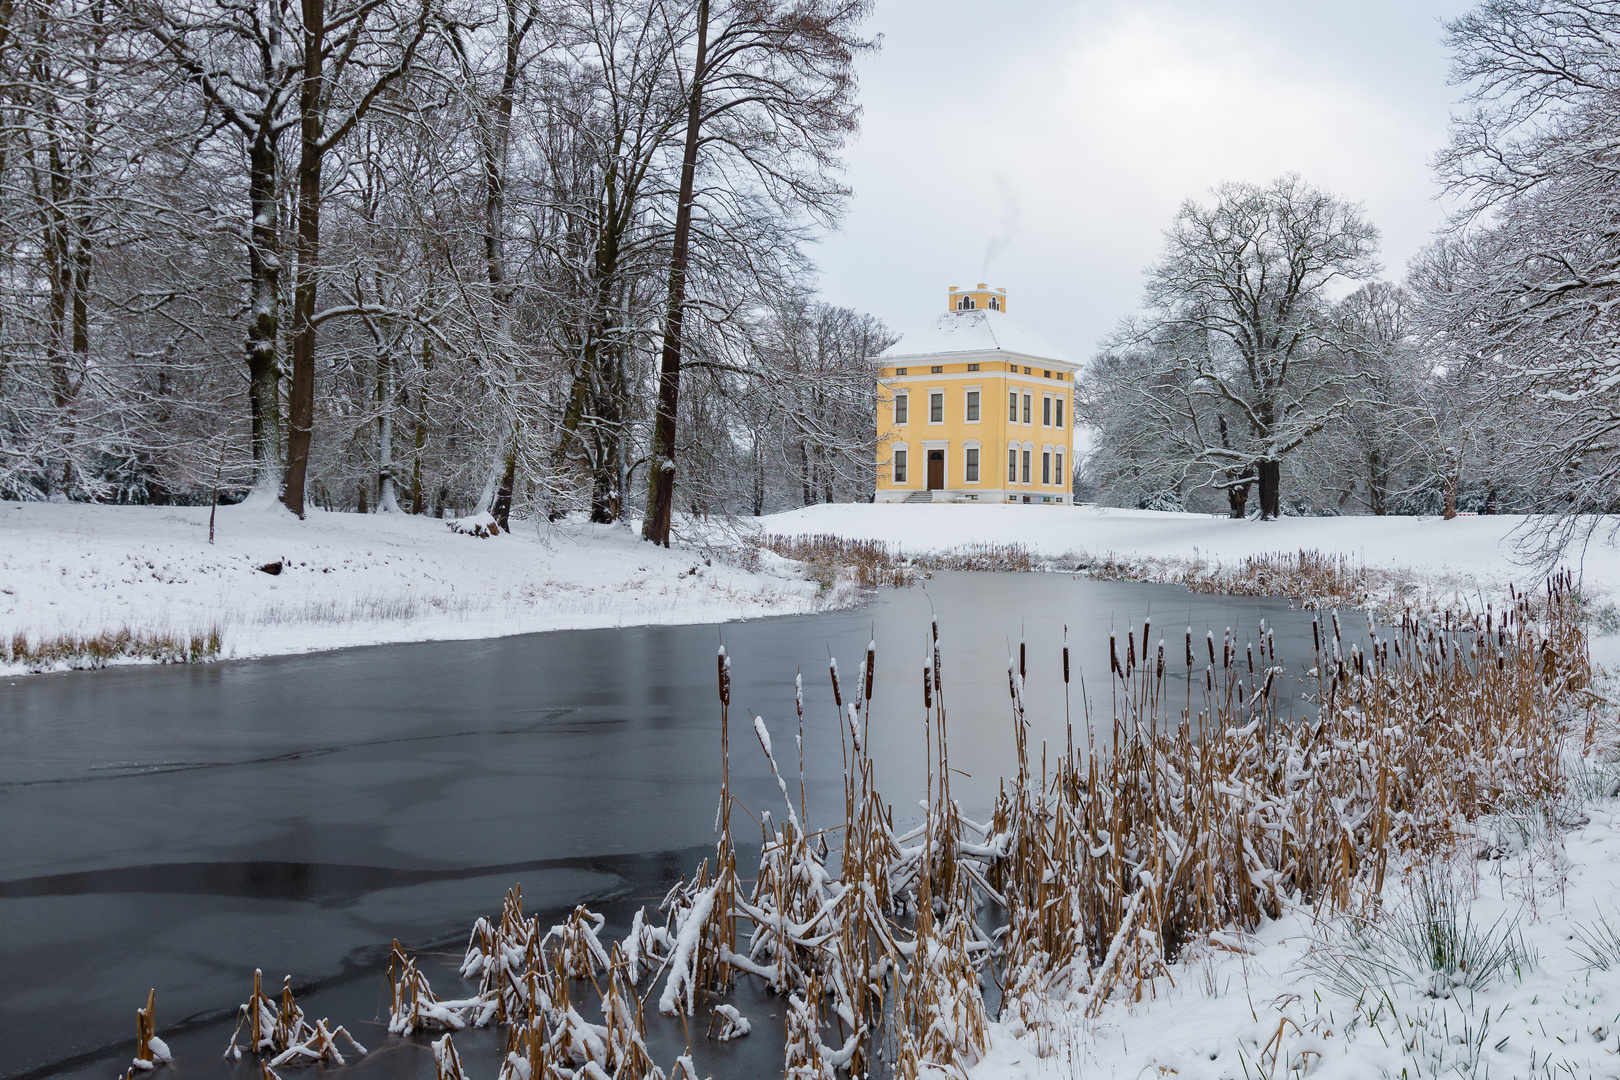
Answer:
[1435,0,1620,552]
[1118,175,1381,519]
[641,0,875,545]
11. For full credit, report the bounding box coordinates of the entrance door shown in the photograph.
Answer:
[927,450,945,490]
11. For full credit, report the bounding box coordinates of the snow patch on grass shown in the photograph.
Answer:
[0,503,852,674]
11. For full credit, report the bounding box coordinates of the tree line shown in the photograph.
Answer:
[0,0,888,536]
[1080,0,1620,547]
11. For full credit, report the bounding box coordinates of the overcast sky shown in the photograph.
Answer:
[810,0,1477,361]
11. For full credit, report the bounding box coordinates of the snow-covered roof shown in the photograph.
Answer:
[881,309,1071,365]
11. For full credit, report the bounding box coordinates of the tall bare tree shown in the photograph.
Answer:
[641,0,874,545]
[1122,175,1381,519]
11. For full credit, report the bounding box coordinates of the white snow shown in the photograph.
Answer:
[969,796,1620,1080]
[0,503,846,674]
[882,308,1071,364]
[756,502,1620,599]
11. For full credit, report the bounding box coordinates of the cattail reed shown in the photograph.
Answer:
[829,657,842,708]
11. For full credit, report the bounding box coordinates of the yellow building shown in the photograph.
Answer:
[875,285,1078,504]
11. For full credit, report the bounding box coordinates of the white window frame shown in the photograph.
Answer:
[893,391,909,426]
[891,442,910,486]
[927,388,945,425]
[1007,442,1019,484]
[1055,447,1066,490]
[964,386,982,423]
[1008,391,1018,423]
[1021,441,1035,485]
[962,440,982,484]
[1055,394,1064,429]
[1041,446,1053,485]
[1022,392,1033,425]
[1042,394,1053,428]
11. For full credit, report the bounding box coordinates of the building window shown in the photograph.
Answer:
[1021,449,1031,484]
[930,365,943,374]
[893,449,908,483]
[895,367,908,375]
[988,296,1001,310]
[1024,366,1032,374]
[1042,396,1052,426]
[1022,393,1032,425]
[894,393,908,424]
[965,447,980,482]
[1043,370,1051,379]
[1055,449,1065,488]
[967,363,979,371]
[965,391,980,421]
[1008,448,1017,483]
[1008,392,1018,422]
[1055,396,1064,428]
[929,392,943,423]
[1042,451,1052,485]
[957,295,975,310]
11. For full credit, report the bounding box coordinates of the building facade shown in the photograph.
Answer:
[875,286,1078,504]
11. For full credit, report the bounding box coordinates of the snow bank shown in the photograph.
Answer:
[757,502,1620,597]
[0,503,844,673]
[969,796,1620,1080]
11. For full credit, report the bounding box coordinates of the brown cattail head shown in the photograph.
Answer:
[923,653,933,710]
[1063,644,1070,684]
[1019,638,1026,679]
[1207,631,1216,664]
[1156,640,1164,679]
[1127,631,1136,671]
[718,647,730,706]
[829,657,842,707]
[1110,634,1121,677]
[864,640,876,702]
[1247,643,1254,676]
[1185,628,1193,667]
[1141,620,1151,661]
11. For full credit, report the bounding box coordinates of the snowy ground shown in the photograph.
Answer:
[971,782,1620,1080]
[755,503,1620,599]
[0,503,842,674]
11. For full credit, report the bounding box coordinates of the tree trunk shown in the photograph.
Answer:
[752,446,765,516]
[1368,448,1389,516]
[410,332,431,513]
[492,446,516,531]
[280,0,323,517]
[642,0,709,547]
[799,439,814,506]
[1227,480,1250,519]
[1257,459,1280,520]
[1442,447,1459,520]
[377,341,401,513]
[245,137,283,491]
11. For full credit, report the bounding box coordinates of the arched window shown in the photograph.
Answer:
[987,296,1001,311]
[957,295,975,311]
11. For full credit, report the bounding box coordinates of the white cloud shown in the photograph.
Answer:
[812,0,1471,361]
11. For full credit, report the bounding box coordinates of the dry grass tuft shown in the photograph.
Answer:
[3,625,223,672]
[760,532,1032,588]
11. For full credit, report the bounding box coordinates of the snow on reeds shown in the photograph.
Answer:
[224,970,366,1074]
[205,573,1590,1079]
[1,625,222,672]
[760,532,1032,587]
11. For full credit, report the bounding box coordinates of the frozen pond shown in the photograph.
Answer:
[0,572,1324,1080]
